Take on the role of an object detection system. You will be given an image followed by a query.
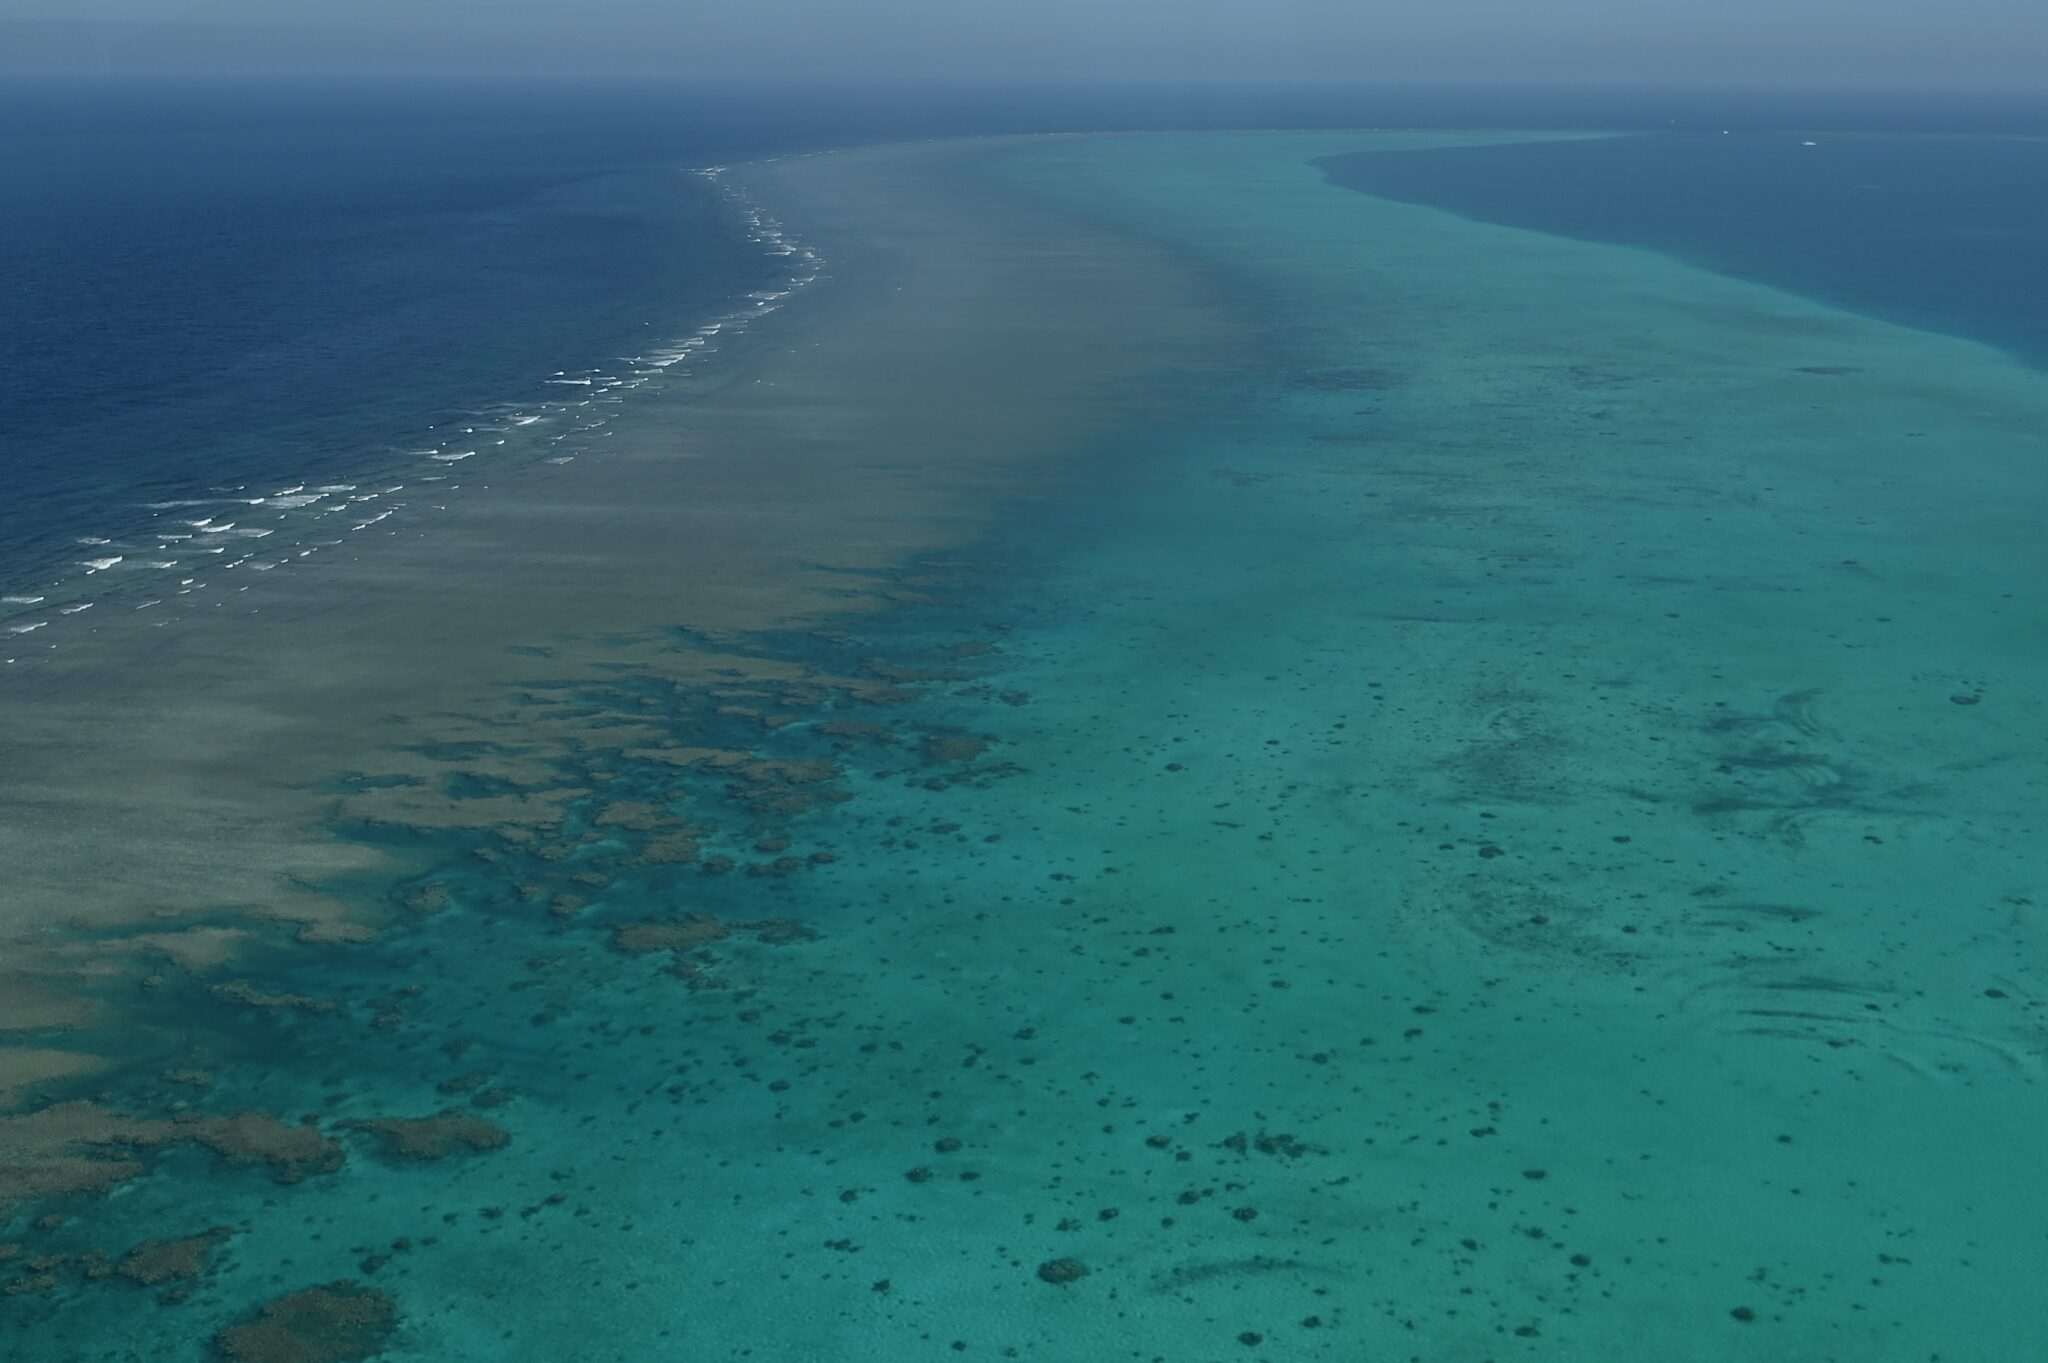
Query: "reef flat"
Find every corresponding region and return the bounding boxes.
[2,132,2044,1362]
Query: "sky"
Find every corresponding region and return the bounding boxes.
[2,0,2045,88]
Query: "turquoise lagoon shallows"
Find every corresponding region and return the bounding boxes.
[5,131,2046,1363]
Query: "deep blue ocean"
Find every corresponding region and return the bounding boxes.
[1319,129,2048,369]
[0,84,794,604]
[4,79,2045,615]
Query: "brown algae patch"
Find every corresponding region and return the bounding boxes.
[0,973,102,1035]
[921,731,990,765]
[611,915,733,956]
[0,1048,109,1111]
[611,914,737,989]
[722,757,848,817]
[213,1280,398,1363]
[859,660,959,684]
[0,1103,149,1210]
[340,1111,510,1161]
[815,719,897,745]
[209,982,344,1016]
[0,1102,343,1213]
[746,917,820,946]
[144,1112,345,1184]
[609,913,819,990]
[117,1226,232,1286]
[110,927,255,973]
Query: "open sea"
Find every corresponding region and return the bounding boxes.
[0,83,802,633]
[6,80,2047,636]
[2,79,2046,1362]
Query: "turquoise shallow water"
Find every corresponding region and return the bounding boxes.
[6,131,2047,1361]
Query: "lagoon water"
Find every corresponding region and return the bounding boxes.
[2,93,2046,1362]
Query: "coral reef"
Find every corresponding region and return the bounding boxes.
[117,1227,231,1286]
[212,1280,397,1363]
[1037,1258,1089,1285]
[0,1102,344,1213]
[341,1111,510,1161]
